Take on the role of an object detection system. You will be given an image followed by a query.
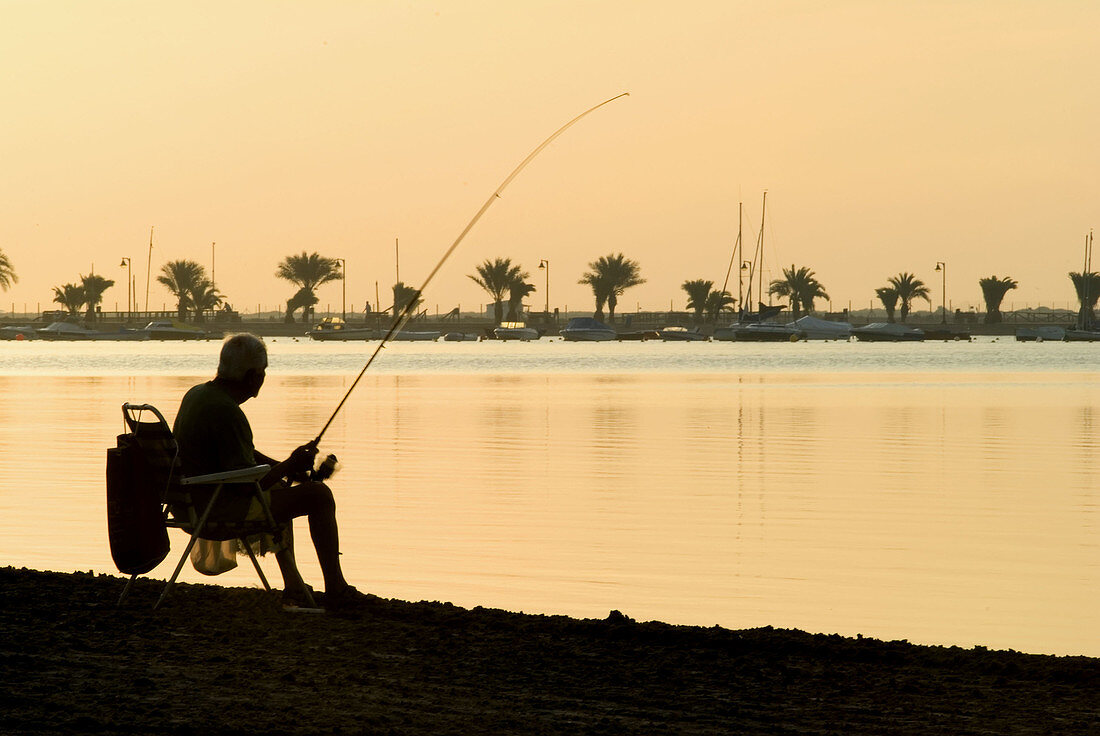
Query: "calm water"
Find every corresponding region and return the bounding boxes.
[1,337,1097,657]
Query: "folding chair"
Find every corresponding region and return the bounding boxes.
[111,403,307,609]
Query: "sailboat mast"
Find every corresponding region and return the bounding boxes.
[144,226,154,314]
[757,191,767,313]
[1079,230,1094,330]
[720,201,742,302]
[737,201,743,313]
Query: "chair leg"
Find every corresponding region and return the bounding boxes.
[117,573,138,606]
[154,531,203,610]
[239,537,273,592]
[155,484,224,610]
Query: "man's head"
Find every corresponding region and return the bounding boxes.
[217,333,267,400]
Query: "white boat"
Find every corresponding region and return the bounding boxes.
[143,320,217,340]
[1015,325,1066,342]
[713,323,804,342]
[493,321,540,341]
[443,332,480,342]
[0,325,39,340]
[308,317,378,341]
[788,316,852,340]
[560,317,616,342]
[657,326,707,341]
[36,321,101,340]
[852,322,924,342]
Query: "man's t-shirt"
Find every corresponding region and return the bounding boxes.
[173,380,257,518]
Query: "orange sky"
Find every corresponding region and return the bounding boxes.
[3,1,1098,317]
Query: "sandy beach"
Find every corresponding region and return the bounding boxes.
[2,566,1097,735]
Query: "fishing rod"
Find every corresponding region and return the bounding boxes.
[311,92,630,446]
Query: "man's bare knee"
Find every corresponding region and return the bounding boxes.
[294,480,336,515]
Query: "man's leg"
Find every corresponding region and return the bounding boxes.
[268,481,349,595]
[271,524,312,601]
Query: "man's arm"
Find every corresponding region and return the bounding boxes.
[257,444,318,489]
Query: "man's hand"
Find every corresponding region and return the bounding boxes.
[286,443,318,476]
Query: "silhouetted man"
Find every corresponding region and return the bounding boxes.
[173,333,368,611]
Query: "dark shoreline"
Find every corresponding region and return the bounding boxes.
[2,567,1097,735]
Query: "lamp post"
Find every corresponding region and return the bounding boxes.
[119,257,132,317]
[935,261,947,324]
[538,259,549,314]
[739,260,751,318]
[336,258,347,321]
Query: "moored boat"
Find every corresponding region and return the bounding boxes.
[36,321,100,340]
[923,328,972,341]
[788,316,852,340]
[731,323,804,342]
[308,317,378,341]
[560,317,616,342]
[852,323,924,342]
[1063,328,1100,342]
[1,325,39,340]
[390,330,441,341]
[143,320,218,340]
[493,321,540,341]
[657,326,707,341]
[443,332,480,342]
[1015,326,1067,342]
[617,330,660,341]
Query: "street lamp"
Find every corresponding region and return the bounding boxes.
[739,260,752,316]
[538,259,549,314]
[119,257,132,317]
[934,261,947,324]
[337,258,346,322]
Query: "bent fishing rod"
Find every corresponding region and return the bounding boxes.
[310,92,630,447]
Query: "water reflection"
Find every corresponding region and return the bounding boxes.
[0,368,1097,657]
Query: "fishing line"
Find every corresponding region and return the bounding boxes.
[311,92,630,446]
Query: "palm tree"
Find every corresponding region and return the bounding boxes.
[978,275,1018,325]
[157,260,206,321]
[189,279,223,324]
[507,280,536,321]
[1069,271,1100,329]
[579,253,644,324]
[768,265,830,319]
[0,249,17,291]
[392,282,423,317]
[80,273,115,324]
[285,286,317,323]
[875,286,899,323]
[705,289,736,323]
[584,274,610,322]
[275,252,343,323]
[682,279,714,324]
[52,283,85,315]
[887,272,931,323]
[468,258,526,324]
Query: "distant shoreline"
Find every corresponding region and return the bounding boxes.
[3,566,1098,734]
[0,316,1061,340]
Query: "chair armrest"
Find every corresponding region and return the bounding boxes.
[181,464,272,486]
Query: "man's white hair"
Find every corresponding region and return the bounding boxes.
[217,333,267,381]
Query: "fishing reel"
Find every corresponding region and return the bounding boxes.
[311,452,340,482]
[287,446,339,484]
